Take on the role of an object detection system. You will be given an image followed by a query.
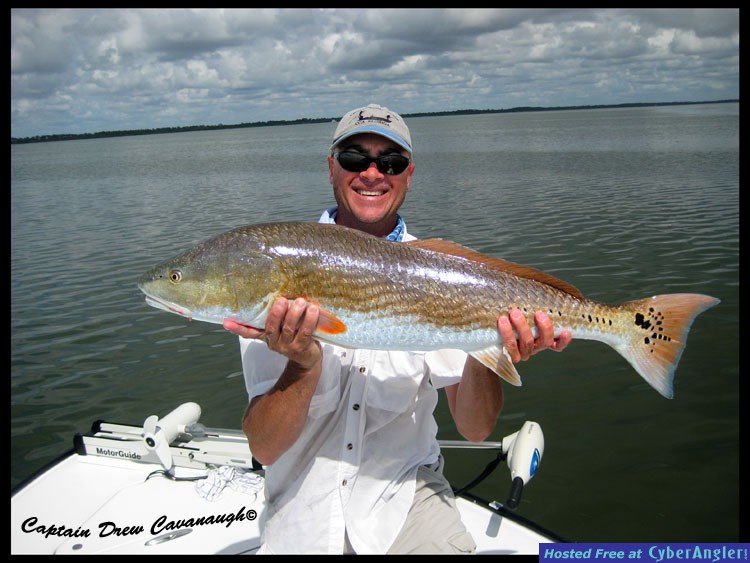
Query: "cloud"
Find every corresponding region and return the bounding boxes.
[10,8,739,138]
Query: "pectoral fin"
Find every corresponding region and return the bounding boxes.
[469,346,522,386]
[315,306,348,335]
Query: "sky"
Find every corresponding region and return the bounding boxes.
[10,8,740,139]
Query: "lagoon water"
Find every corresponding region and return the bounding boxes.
[11,103,739,543]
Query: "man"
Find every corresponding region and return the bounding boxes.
[224,103,571,554]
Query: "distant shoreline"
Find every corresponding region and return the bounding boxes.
[10,99,738,145]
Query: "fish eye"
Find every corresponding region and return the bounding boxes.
[168,270,182,283]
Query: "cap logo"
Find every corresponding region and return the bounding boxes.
[358,110,393,126]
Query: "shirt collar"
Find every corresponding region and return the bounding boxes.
[318,207,407,242]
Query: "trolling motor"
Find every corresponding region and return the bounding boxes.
[142,402,202,471]
[441,420,544,511]
[501,420,544,510]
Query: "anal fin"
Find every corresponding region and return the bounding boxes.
[469,346,522,386]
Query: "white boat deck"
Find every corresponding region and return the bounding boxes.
[11,408,560,555]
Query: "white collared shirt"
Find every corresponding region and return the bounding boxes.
[238,212,468,554]
[240,340,466,554]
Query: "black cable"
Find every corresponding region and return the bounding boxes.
[451,451,504,496]
[145,469,208,482]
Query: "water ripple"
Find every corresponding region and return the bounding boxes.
[11,109,739,542]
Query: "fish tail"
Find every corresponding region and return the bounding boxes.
[613,293,720,398]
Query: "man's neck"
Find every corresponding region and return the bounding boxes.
[334,212,398,239]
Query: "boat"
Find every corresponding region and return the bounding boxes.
[11,402,565,554]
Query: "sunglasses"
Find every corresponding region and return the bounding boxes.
[335,151,411,175]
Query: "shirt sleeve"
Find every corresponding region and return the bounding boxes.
[424,348,468,389]
[239,337,289,399]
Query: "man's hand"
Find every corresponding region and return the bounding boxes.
[224,297,322,370]
[498,309,572,363]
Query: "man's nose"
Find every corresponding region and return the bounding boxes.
[360,162,383,180]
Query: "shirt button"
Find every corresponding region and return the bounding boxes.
[342,479,348,486]
[359,366,366,373]
[352,404,360,411]
[347,443,353,450]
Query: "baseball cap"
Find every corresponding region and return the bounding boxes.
[331,104,412,154]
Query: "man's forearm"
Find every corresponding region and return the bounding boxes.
[452,356,504,442]
[242,358,322,465]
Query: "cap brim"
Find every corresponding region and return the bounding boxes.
[332,125,412,153]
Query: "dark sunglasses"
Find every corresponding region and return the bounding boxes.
[335,151,411,175]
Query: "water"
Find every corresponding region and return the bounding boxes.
[11,104,739,543]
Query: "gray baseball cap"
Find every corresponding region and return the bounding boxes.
[331,103,412,154]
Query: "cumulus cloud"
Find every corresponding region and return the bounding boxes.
[10,8,739,138]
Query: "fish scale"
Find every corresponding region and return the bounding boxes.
[139,222,719,399]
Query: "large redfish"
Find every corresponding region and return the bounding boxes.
[138,222,719,398]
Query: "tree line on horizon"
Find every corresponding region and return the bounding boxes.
[10,99,738,145]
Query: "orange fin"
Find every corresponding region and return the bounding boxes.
[315,306,348,335]
[469,346,522,386]
[408,238,584,299]
[614,293,720,399]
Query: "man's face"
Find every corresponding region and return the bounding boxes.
[328,133,415,237]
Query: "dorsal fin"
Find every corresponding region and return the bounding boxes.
[407,238,585,300]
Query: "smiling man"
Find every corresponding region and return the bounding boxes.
[224,104,571,554]
[324,106,415,237]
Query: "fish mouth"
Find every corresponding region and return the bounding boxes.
[142,293,192,320]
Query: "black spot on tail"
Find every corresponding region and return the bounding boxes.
[635,309,672,353]
[634,313,652,330]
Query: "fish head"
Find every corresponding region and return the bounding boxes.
[138,237,284,327]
